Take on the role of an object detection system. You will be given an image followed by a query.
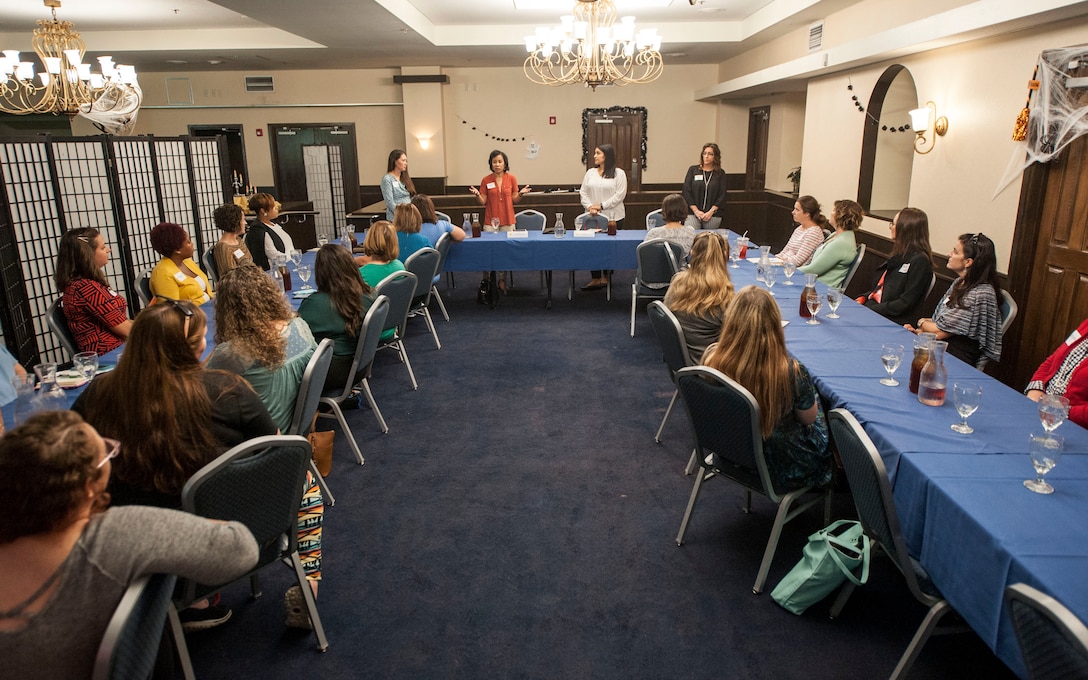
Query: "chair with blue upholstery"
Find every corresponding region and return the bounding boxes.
[404,247,443,349]
[1005,582,1088,680]
[286,339,336,505]
[828,408,969,679]
[646,209,666,229]
[93,573,188,680]
[647,301,695,443]
[631,240,682,336]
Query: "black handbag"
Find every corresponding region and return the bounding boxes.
[477,276,493,305]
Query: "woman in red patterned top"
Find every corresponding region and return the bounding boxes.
[54,228,132,354]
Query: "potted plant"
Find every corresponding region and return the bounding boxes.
[787,166,801,195]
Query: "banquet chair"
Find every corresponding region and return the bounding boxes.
[169,434,328,668]
[404,247,443,349]
[572,212,612,298]
[646,208,665,229]
[135,268,154,308]
[46,298,80,360]
[827,408,969,679]
[435,210,451,224]
[287,339,336,505]
[202,246,219,284]
[839,244,866,294]
[93,573,189,680]
[1005,583,1088,680]
[631,239,683,336]
[372,271,419,390]
[999,289,1018,336]
[432,232,452,321]
[674,366,831,594]
[926,272,937,300]
[647,301,695,443]
[319,296,390,464]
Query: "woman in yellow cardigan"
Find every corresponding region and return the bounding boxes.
[149,222,214,305]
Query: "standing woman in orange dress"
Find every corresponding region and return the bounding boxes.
[469,149,532,229]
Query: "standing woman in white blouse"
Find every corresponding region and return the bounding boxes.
[578,144,628,291]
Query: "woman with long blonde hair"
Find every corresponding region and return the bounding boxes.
[663,231,734,358]
[702,286,831,491]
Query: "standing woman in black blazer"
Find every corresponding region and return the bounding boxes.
[857,207,934,325]
[682,143,728,229]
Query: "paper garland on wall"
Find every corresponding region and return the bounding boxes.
[848,81,912,134]
[455,116,528,144]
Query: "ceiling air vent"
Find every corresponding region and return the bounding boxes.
[808,21,824,53]
[245,75,274,93]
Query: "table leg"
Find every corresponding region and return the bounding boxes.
[489,271,499,309]
[545,271,553,309]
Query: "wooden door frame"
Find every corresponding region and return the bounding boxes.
[745,106,770,192]
[582,106,647,190]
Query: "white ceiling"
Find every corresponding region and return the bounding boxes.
[0,0,853,72]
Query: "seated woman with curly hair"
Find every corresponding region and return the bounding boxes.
[663,231,735,359]
[0,411,258,676]
[148,221,213,304]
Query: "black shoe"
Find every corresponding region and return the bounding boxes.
[178,604,232,632]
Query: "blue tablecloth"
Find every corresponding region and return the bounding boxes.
[727,247,1087,678]
[443,229,646,272]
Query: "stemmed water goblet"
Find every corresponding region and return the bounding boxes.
[826,287,843,318]
[1025,432,1063,494]
[491,217,501,231]
[290,248,303,268]
[1038,394,1070,436]
[317,233,329,248]
[805,292,822,325]
[297,264,313,290]
[782,260,796,285]
[879,343,903,386]
[74,351,99,383]
[951,382,982,433]
[763,265,777,295]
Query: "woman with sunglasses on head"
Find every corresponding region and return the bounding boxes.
[857,207,934,326]
[905,233,1003,368]
[54,228,132,354]
[663,231,735,359]
[682,142,727,229]
[0,410,259,678]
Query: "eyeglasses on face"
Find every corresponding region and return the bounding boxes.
[97,437,121,468]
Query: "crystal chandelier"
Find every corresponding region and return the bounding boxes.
[524,0,663,91]
[0,0,140,117]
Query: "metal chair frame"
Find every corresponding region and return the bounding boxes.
[646,301,695,443]
[372,270,419,390]
[404,247,443,349]
[631,239,682,336]
[287,338,336,505]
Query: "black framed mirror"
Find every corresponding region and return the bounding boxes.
[858,65,918,220]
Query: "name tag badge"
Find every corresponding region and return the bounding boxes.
[898,263,910,273]
[233,248,245,260]
[1066,329,1082,346]
[486,182,496,190]
[694,175,704,182]
[173,271,186,283]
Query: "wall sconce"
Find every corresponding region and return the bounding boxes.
[909,101,948,155]
[417,136,431,150]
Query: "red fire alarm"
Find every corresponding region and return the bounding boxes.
[256,128,264,137]
[549,116,556,125]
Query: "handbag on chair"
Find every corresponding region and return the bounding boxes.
[308,414,334,477]
[770,519,870,615]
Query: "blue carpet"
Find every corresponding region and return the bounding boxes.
[182,270,1016,679]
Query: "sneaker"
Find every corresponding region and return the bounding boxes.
[178,604,232,632]
[284,585,313,630]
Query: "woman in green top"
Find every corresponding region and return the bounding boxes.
[299,244,375,390]
[798,199,862,288]
[356,220,403,341]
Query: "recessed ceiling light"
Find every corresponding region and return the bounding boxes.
[697,6,723,12]
[208,60,223,65]
[165,59,188,64]
[515,0,671,8]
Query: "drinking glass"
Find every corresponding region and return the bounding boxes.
[491,217,501,231]
[9,374,36,426]
[729,240,739,268]
[73,351,99,382]
[763,266,776,295]
[317,233,329,248]
[297,264,313,289]
[826,287,843,319]
[805,292,822,325]
[782,260,796,285]
[880,343,903,386]
[1025,432,1063,494]
[951,381,982,433]
[290,248,303,267]
[1038,394,1070,434]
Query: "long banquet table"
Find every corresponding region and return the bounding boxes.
[724,247,1088,678]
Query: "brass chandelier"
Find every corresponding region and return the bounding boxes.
[524,0,663,91]
[0,0,140,117]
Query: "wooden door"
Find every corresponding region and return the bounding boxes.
[746,106,770,192]
[189,124,248,191]
[583,109,643,192]
[268,123,360,212]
